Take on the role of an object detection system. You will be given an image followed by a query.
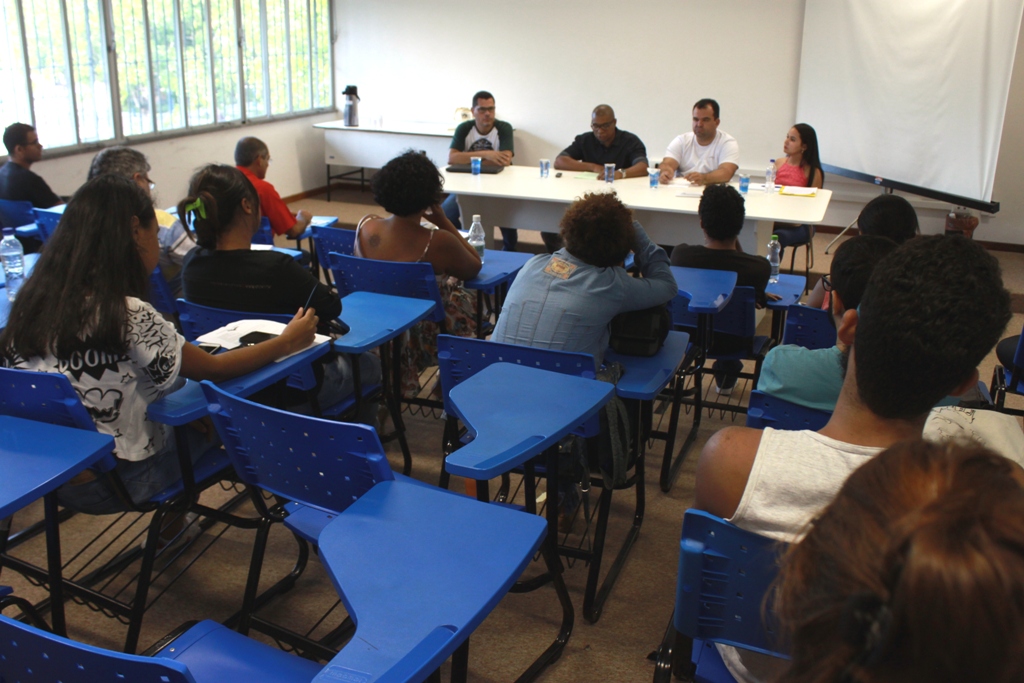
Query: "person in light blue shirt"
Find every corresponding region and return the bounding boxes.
[491,191,677,366]
[757,235,897,411]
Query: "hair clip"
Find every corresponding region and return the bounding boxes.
[184,197,206,220]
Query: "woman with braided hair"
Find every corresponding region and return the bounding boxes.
[775,440,1024,683]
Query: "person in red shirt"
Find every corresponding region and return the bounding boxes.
[234,136,311,238]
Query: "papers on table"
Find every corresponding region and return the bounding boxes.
[251,243,275,250]
[310,215,339,227]
[779,186,818,197]
[573,171,600,180]
[196,319,330,362]
[675,188,705,198]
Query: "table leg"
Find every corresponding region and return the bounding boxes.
[660,313,710,493]
[475,291,485,339]
[43,491,66,636]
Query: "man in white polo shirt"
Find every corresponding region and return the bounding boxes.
[659,98,739,185]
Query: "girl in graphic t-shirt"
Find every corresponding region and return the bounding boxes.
[0,175,317,515]
[773,123,825,255]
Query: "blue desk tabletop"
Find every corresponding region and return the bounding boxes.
[0,416,114,518]
[463,250,533,292]
[332,291,436,354]
[0,253,40,288]
[671,266,737,314]
[147,341,332,426]
[605,330,690,401]
[766,273,806,310]
[445,363,614,480]
[315,478,546,683]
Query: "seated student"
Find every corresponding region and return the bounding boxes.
[0,175,318,514]
[234,136,312,239]
[770,123,824,253]
[775,440,1024,683]
[694,235,1012,683]
[88,146,194,296]
[806,193,919,309]
[670,184,776,395]
[180,164,380,425]
[0,122,61,208]
[355,151,481,397]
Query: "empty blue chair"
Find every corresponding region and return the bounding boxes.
[313,225,356,288]
[0,198,35,229]
[33,206,63,242]
[653,510,789,683]
[201,381,568,682]
[329,252,446,325]
[781,303,836,350]
[745,390,831,431]
[252,216,274,245]
[0,592,323,682]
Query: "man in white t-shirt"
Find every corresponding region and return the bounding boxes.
[692,235,1012,682]
[659,98,739,185]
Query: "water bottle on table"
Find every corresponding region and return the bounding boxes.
[767,234,781,284]
[1,228,25,302]
[764,159,777,193]
[468,214,486,263]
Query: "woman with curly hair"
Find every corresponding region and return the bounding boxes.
[355,150,481,397]
[775,440,1024,683]
[0,174,317,513]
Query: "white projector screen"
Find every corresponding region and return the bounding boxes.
[796,0,1024,206]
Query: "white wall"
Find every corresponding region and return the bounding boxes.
[333,0,1024,245]
[29,113,337,209]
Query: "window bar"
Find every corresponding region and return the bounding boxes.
[58,0,83,145]
[15,0,35,127]
[259,0,269,115]
[173,0,189,127]
[233,0,246,121]
[205,0,217,123]
[305,0,312,107]
[142,0,158,134]
[284,0,292,112]
[101,0,125,141]
[328,0,336,110]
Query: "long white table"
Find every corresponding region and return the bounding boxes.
[441,166,833,254]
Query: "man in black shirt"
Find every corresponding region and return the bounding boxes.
[554,105,649,180]
[0,123,61,209]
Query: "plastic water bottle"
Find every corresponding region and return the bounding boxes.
[767,234,781,284]
[1,228,24,302]
[468,214,485,263]
[764,159,777,193]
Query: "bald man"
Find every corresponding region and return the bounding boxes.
[554,105,649,180]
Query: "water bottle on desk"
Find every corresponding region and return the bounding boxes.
[764,159,777,193]
[1,227,24,301]
[468,214,486,263]
[767,234,781,284]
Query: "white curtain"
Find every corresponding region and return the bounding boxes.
[797,0,1024,203]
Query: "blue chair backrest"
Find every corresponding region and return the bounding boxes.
[0,614,196,683]
[32,207,62,242]
[148,267,179,318]
[252,216,274,245]
[329,252,446,323]
[436,334,597,418]
[671,286,758,339]
[745,390,832,431]
[176,299,294,342]
[200,381,394,515]
[674,509,789,658]
[0,198,35,229]
[781,304,836,350]
[312,224,356,257]
[1011,328,1024,372]
[0,366,98,431]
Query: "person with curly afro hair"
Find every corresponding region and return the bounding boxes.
[354,150,481,397]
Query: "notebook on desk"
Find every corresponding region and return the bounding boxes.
[445,164,505,174]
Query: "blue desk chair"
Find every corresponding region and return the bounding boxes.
[33,206,63,242]
[437,334,651,624]
[991,327,1024,416]
[653,510,789,683]
[781,303,836,350]
[201,381,567,682]
[0,589,324,683]
[252,216,274,245]
[312,225,356,289]
[745,390,832,430]
[0,366,232,653]
[149,266,180,324]
[0,198,34,229]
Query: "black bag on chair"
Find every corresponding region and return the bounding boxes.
[609,304,671,357]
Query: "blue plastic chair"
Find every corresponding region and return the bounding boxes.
[251,216,274,245]
[745,390,832,431]
[200,381,567,682]
[653,510,789,683]
[149,266,180,322]
[0,605,323,683]
[0,366,231,653]
[312,225,355,289]
[32,206,63,242]
[0,198,35,229]
[990,327,1024,416]
[781,303,836,350]
[328,252,446,325]
[671,286,771,363]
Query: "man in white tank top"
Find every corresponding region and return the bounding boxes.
[692,235,1012,683]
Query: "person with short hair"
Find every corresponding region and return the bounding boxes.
[670,184,773,394]
[554,104,648,180]
[0,122,61,208]
[442,91,525,250]
[693,234,1012,683]
[775,440,1024,683]
[88,146,193,295]
[234,136,312,239]
[658,99,739,186]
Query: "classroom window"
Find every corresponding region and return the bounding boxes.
[0,0,333,152]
